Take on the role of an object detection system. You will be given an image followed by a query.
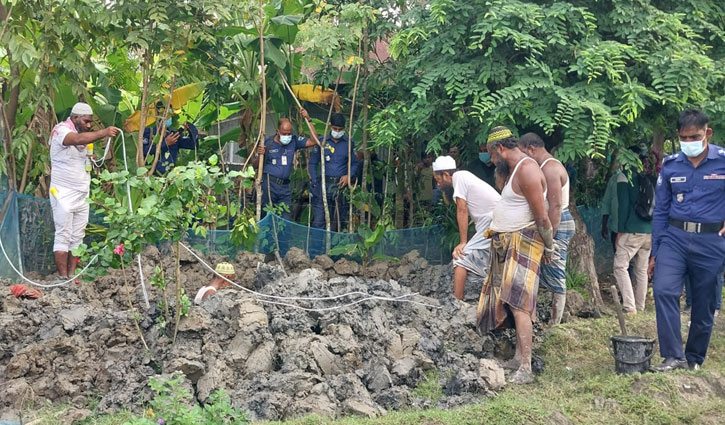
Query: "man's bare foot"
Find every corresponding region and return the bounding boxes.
[508,367,535,384]
[501,357,521,370]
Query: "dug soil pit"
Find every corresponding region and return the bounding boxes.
[0,247,591,420]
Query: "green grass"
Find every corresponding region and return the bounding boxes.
[411,370,445,405]
[20,310,725,425]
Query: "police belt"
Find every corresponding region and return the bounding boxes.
[324,176,342,184]
[262,174,290,185]
[669,218,722,234]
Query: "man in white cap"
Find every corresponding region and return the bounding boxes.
[49,102,119,277]
[432,155,501,300]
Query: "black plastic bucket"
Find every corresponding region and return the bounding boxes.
[609,335,655,374]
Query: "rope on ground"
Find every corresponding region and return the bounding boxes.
[0,227,99,288]
[179,242,442,310]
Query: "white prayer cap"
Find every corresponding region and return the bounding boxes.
[432,155,457,171]
[71,102,93,116]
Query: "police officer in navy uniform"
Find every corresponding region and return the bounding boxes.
[649,109,725,372]
[142,115,199,175]
[308,113,359,232]
[254,110,318,220]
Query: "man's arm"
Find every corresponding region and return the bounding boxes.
[518,163,554,249]
[616,177,631,234]
[600,174,615,239]
[301,109,321,147]
[543,167,563,233]
[651,171,671,259]
[649,171,671,278]
[453,197,469,260]
[176,122,199,150]
[309,145,321,181]
[63,127,119,146]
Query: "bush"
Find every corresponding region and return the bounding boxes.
[124,373,248,425]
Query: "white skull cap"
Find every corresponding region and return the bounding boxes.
[432,155,457,171]
[71,102,94,116]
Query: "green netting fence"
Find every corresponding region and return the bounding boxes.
[0,190,613,280]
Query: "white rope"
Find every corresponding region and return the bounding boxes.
[259,294,442,312]
[179,242,442,310]
[119,131,150,309]
[0,218,100,288]
[89,136,113,168]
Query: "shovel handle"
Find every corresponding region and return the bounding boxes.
[610,285,628,336]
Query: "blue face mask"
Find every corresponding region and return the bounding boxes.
[479,152,491,163]
[279,135,293,145]
[680,137,706,158]
[166,118,173,128]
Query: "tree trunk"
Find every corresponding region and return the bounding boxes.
[359,88,370,225]
[568,188,605,315]
[652,127,665,156]
[136,52,151,167]
[394,152,405,228]
[255,0,267,222]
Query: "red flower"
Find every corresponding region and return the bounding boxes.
[113,244,125,255]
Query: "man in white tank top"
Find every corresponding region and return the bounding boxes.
[519,133,576,325]
[477,126,554,385]
[432,156,501,300]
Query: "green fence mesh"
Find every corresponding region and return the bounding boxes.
[0,190,613,280]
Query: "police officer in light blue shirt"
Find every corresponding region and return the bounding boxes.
[308,113,359,232]
[254,110,318,220]
[649,109,725,372]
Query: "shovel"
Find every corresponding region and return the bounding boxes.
[610,285,628,335]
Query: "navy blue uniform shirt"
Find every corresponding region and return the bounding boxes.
[142,123,199,175]
[263,135,308,180]
[652,144,725,256]
[308,134,359,180]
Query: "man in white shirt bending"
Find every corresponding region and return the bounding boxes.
[432,155,501,300]
[49,102,119,277]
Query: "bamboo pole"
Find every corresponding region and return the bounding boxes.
[255,0,268,222]
[346,39,363,233]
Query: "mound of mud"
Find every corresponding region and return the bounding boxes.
[0,247,589,420]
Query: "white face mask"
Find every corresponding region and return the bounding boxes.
[679,136,706,157]
[279,135,293,145]
[331,129,345,139]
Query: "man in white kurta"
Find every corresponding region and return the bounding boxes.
[49,102,119,277]
[432,155,501,300]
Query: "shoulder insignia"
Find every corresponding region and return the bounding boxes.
[718,148,725,157]
[663,152,679,163]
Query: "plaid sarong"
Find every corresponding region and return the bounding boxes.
[538,209,575,294]
[476,226,545,333]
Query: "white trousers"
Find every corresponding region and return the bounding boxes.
[50,185,89,252]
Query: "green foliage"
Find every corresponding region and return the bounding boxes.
[385,0,725,174]
[73,160,255,280]
[412,370,445,405]
[565,259,591,296]
[178,288,192,318]
[150,266,167,291]
[328,223,396,267]
[122,373,248,425]
[297,2,377,76]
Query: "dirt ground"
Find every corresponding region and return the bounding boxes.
[0,246,595,422]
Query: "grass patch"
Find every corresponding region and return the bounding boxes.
[412,370,444,405]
